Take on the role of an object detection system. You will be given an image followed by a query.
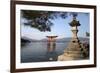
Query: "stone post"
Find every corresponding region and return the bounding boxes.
[58,16,83,61]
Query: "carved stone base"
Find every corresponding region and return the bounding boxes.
[58,38,83,61]
[58,50,83,61]
[65,38,81,51]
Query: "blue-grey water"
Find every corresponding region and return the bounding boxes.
[21,42,68,63]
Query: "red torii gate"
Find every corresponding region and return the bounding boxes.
[46,36,58,52]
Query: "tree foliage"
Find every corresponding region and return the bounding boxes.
[21,10,78,32]
[86,32,90,37]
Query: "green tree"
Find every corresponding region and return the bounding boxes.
[21,10,68,31]
[21,10,78,32]
[86,32,90,37]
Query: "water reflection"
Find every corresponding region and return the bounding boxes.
[46,38,57,61]
[21,42,67,63]
[46,51,58,61]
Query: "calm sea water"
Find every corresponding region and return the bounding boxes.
[21,42,68,63]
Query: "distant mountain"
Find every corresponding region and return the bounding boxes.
[56,37,88,42]
[21,37,89,42]
[56,37,71,42]
[40,37,89,42]
[21,37,38,42]
[79,37,89,41]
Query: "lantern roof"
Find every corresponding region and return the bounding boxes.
[69,17,81,27]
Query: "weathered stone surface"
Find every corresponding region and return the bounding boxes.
[58,53,74,61]
[58,50,83,61]
[58,16,84,61]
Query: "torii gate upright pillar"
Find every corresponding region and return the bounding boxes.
[46,36,58,52]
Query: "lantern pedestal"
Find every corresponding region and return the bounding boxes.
[58,16,83,61]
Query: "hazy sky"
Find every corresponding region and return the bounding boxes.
[21,11,89,40]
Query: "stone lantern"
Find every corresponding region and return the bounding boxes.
[67,15,81,51]
[58,15,83,61]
